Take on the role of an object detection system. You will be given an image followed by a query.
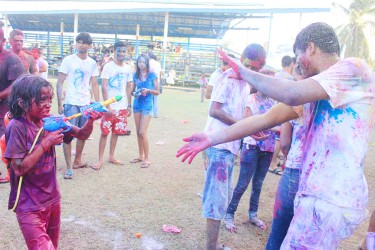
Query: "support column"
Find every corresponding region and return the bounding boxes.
[135,24,140,58]
[162,12,169,72]
[266,13,273,59]
[73,13,78,44]
[60,18,64,57]
[4,14,8,40]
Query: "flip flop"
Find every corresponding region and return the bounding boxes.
[141,162,150,168]
[130,158,142,163]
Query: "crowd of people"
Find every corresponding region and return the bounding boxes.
[0,21,375,250]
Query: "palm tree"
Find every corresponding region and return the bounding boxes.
[333,0,375,64]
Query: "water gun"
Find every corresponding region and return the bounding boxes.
[42,95,123,132]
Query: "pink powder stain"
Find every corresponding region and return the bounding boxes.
[273,195,281,218]
[217,165,227,182]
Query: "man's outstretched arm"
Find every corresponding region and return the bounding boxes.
[177,102,299,164]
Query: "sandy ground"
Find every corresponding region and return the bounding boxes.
[0,87,374,250]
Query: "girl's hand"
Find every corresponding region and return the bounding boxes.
[43,129,64,147]
[87,110,103,121]
[140,88,148,96]
[176,132,211,164]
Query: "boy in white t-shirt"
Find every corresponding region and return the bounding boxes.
[90,41,133,170]
[57,32,100,179]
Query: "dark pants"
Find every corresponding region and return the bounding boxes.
[266,168,300,250]
[226,144,272,218]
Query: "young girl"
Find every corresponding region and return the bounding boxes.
[5,75,102,249]
[130,54,159,168]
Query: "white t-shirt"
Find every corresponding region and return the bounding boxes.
[284,119,305,169]
[100,61,133,110]
[243,94,277,152]
[297,58,375,210]
[204,68,250,155]
[37,58,48,80]
[59,54,99,106]
[149,59,161,80]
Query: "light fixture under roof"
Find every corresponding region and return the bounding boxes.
[27,20,40,23]
[97,22,110,25]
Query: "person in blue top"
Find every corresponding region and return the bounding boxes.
[130,54,159,168]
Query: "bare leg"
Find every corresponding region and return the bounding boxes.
[269,140,281,171]
[109,134,122,164]
[63,142,72,170]
[91,134,107,170]
[206,219,220,250]
[134,113,144,161]
[73,139,86,168]
[361,209,375,249]
[138,115,152,164]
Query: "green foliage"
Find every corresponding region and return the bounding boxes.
[333,0,375,65]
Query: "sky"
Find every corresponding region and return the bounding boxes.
[216,0,352,68]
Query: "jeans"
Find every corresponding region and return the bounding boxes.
[203,147,235,220]
[266,168,299,250]
[226,144,272,218]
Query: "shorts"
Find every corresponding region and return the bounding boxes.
[202,147,235,220]
[63,104,88,128]
[133,109,153,116]
[281,196,367,250]
[16,201,61,250]
[100,109,129,135]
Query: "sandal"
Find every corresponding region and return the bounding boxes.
[141,162,150,168]
[249,216,267,230]
[130,158,142,164]
[63,169,73,179]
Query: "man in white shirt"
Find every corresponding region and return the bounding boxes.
[57,32,100,179]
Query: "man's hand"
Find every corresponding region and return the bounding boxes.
[250,131,270,141]
[176,132,211,164]
[217,48,241,76]
[127,107,132,117]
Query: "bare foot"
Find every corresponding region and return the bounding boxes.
[108,159,123,165]
[224,219,237,233]
[90,161,103,170]
[72,162,88,169]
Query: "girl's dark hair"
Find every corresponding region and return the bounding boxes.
[293,22,340,56]
[135,54,150,81]
[8,75,52,118]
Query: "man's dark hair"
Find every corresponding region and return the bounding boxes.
[281,55,294,67]
[146,51,158,61]
[9,29,24,39]
[222,54,235,66]
[75,32,93,45]
[242,43,266,65]
[8,75,52,118]
[293,22,340,56]
[114,40,127,50]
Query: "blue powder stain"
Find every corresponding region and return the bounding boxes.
[313,100,357,126]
